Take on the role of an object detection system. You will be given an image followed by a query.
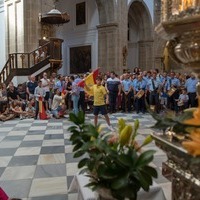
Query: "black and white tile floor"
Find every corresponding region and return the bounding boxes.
[0,113,171,200]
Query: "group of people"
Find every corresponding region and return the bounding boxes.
[0,68,198,122]
[105,69,198,114]
[0,71,91,121]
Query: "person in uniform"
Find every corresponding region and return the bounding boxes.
[185,73,198,107]
[134,74,146,114]
[121,73,132,112]
[166,72,181,113]
[160,71,169,111]
[143,71,152,106]
[147,71,162,113]
[106,71,121,113]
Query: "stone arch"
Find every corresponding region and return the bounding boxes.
[127,0,154,70]
[95,0,116,24]
[128,0,153,29]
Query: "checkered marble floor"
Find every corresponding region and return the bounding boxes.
[0,113,171,200]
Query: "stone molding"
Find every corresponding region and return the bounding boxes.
[138,40,154,43]
[96,23,118,29]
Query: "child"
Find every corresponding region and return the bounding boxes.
[25,101,35,118]
[0,105,16,121]
[10,101,26,119]
[178,88,189,112]
[160,88,168,111]
[51,88,67,119]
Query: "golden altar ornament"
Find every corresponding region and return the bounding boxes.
[157,0,200,126]
[179,0,194,12]
[154,1,200,199]
[182,128,200,156]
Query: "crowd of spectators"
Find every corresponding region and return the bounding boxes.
[0,68,198,121]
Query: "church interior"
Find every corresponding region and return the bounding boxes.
[0,0,200,199]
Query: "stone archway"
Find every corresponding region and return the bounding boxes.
[127,0,153,71]
[95,0,116,24]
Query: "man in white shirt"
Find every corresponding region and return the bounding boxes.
[41,72,50,112]
[51,88,67,118]
[36,46,45,63]
[34,80,46,119]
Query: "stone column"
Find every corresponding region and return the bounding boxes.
[138,40,154,70]
[96,0,128,74]
[24,0,54,52]
[154,0,166,71]
[117,0,128,71]
[97,23,118,73]
[23,0,41,52]
[154,56,164,71]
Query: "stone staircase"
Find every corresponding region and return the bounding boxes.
[0,38,63,85]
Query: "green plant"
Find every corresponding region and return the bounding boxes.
[68,112,157,200]
[150,107,200,133]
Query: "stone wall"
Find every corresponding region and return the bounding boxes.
[4,0,24,54]
[0,2,6,69]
